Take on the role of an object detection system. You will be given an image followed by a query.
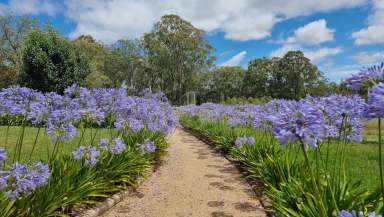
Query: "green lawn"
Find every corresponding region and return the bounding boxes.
[316,141,380,191]
[0,126,114,163]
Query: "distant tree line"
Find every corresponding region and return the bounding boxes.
[0,13,347,104]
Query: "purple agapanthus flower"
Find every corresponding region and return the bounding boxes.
[235,136,255,148]
[270,101,327,148]
[109,138,126,155]
[0,148,6,167]
[365,83,384,118]
[98,138,109,150]
[345,63,384,91]
[338,210,381,217]
[138,139,156,154]
[304,94,365,142]
[73,146,100,166]
[46,109,77,142]
[0,162,49,199]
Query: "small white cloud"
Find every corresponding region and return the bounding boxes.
[354,51,384,63]
[352,25,384,45]
[270,44,302,58]
[220,51,247,66]
[352,0,384,45]
[270,19,341,62]
[286,19,335,45]
[305,47,342,62]
[270,45,341,62]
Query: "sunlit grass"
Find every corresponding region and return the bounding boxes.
[0,126,115,163]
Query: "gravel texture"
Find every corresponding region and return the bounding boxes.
[101,128,266,217]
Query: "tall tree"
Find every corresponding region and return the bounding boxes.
[0,14,38,88]
[197,66,245,103]
[104,39,144,89]
[142,14,215,104]
[21,28,91,93]
[269,51,319,99]
[72,35,112,88]
[242,58,271,97]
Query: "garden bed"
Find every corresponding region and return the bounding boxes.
[177,98,383,217]
[0,86,178,217]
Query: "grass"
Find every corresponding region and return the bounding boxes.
[316,141,380,191]
[0,126,115,164]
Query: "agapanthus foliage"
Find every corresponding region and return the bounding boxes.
[0,162,49,199]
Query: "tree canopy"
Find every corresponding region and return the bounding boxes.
[21,29,90,93]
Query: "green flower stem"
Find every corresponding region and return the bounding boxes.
[378,117,384,199]
[77,128,86,147]
[29,126,41,161]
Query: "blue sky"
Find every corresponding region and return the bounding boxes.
[0,0,383,82]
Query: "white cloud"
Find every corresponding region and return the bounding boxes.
[285,19,335,45]
[270,19,341,62]
[220,51,247,66]
[352,0,384,45]
[352,25,384,45]
[354,51,384,63]
[60,0,367,43]
[270,44,302,58]
[6,0,59,16]
[271,45,341,62]
[305,47,342,61]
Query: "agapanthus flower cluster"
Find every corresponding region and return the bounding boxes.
[0,86,47,124]
[113,92,178,135]
[235,136,255,148]
[0,86,178,144]
[98,138,109,150]
[109,138,126,155]
[0,162,49,199]
[270,101,327,148]
[178,93,368,147]
[338,210,382,217]
[176,103,256,127]
[46,109,77,142]
[365,83,384,118]
[73,146,100,166]
[304,94,365,142]
[138,139,156,154]
[345,63,384,91]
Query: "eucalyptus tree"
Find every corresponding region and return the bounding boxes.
[142,14,215,104]
[0,14,38,87]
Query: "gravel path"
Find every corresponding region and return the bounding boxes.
[101,128,266,217]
